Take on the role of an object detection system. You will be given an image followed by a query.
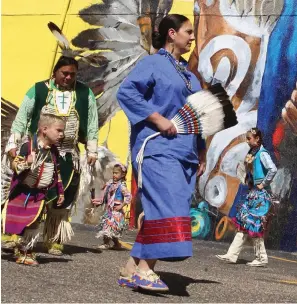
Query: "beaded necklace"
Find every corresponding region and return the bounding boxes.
[158,48,192,90]
[45,79,76,115]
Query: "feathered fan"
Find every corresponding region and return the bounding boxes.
[136,83,238,187]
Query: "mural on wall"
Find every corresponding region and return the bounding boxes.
[188,0,297,252]
[2,0,296,251]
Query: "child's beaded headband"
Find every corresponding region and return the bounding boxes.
[249,128,257,135]
[115,163,127,173]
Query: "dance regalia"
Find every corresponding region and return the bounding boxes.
[232,146,277,237]
[96,180,132,239]
[6,79,98,244]
[117,50,206,261]
[2,135,63,247]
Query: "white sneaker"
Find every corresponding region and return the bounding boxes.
[215,254,236,263]
[246,259,268,267]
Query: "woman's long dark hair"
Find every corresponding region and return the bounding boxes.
[152,14,189,49]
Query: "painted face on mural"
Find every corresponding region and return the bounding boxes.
[54,64,78,90]
[189,0,285,214]
[169,20,195,54]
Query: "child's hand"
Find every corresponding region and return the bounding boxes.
[27,154,34,165]
[114,204,124,211]
[57,195,65,206]
[92,198,103,206]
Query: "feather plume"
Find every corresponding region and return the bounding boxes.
[48,22,70,50]
[77,145,118,224]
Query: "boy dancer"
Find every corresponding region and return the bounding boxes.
[2,113,65,266]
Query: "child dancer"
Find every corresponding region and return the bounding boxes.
[216,128,277,267]
[93,163,132,250]
[2,114,65,266]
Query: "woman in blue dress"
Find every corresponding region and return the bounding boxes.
[116,14,206,291]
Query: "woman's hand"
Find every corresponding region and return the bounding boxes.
[197,161,206,177]
[197,149,206,177]
[147,112,177,136]
[156,117,177,136]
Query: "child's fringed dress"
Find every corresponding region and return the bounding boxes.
[96,180,132,239]
[232,146,276,238]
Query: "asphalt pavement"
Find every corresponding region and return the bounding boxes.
[2,224,297,303]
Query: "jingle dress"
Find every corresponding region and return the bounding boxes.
[232,146,277,237]
[117,49,206,260]
[96,180,132,239]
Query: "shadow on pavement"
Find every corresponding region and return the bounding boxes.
[133,271,220,297]
[33,243,102,255]
[160,271,220,296]
[1,253,72,264]
[2,243,102,257]
[236,258,251,264]
[62,244,102,255]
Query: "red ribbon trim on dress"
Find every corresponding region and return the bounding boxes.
[136,216,192,244]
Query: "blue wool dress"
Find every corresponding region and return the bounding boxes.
[117,50,205,260]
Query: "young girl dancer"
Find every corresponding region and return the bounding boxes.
[93,163,132,250]
[216,128,277,267]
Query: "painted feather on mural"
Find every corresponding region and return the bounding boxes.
[71,0,173,127]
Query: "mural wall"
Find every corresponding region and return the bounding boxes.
[189,0,297,252]
[2,0,296,251]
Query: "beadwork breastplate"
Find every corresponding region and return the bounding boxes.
[23,162,55,189]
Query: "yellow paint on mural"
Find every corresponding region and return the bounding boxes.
[2,0,195,189]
